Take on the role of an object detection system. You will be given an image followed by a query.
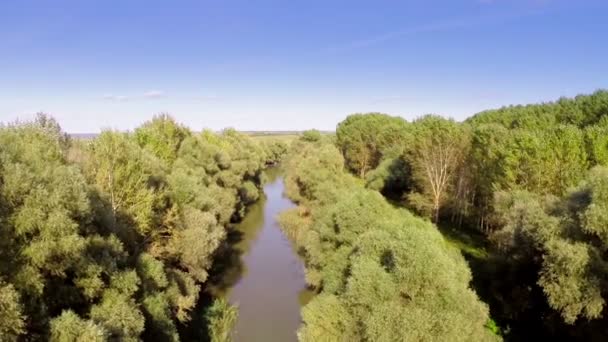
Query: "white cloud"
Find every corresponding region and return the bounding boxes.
[102,90,166,102]
[193,94,220,101]
[102,94,130,102]
[142,90,165,99]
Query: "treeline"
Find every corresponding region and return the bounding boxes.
[278,135,499,341]
[0,114,287,341]
[330,90,608,339]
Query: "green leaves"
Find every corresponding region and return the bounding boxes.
[90,289,145,341]
[491,167,608,325]
[336,113,409,178]
[280,139,495,341]
[50,311,107,342]
[205,298,238,342]
[539,240,604,324]
[0,282,25,341]
[134,114,191,166]
[0,115,269,340]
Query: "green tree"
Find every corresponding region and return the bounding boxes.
[491,167,608,326]
[406,115,470,222]
[300,129,322,142]
[336,113,409,177]
[50,311,107,342]
[84,131,158,235]
[280,140,497,341]
[0,282,25,341]
[134,114,191,166]
[205,298,238,342]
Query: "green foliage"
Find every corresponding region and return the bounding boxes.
[335,92,608,338]
[239,180,260,205]
[0,282,25,341]
[298,294,357,341]
[300,129,322,142]
[90,290,145,341]
[142,293,179,342]
[259,139,289,164]
[283,139,355,205]
[137,253,169,290]
[405,115,470,222]
[134,113,191,165]
[467,90,608,128]
[336,113,409,177]
[584,118,608,166]
[491,167,608,325]
[0,115,269,340]
[84,130,158,236]
[280,140,496,341]
[204,298,238,342]
[50,311,107,342]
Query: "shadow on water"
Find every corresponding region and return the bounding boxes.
[206,167,285,295]
[179,167,296,341]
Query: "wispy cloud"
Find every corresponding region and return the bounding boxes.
[102,94,130,102]
[102,90,166,102]
[318,10,543,56]
[142,90,165,99]
[193,94,221,102]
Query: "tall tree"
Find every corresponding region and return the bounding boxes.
[406,115,470,222]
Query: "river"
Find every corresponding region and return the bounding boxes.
[219,168,311,341]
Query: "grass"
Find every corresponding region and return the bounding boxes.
[437,222,489,260]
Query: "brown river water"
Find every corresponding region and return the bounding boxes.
[221,168,312,341]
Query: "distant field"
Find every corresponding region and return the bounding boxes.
[248,134,299,142]
[69,131,334,141]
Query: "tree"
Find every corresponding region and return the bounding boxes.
[50,310,107,342]
[0,282,25,341]
[0,114,270,340]
[280,140,497,341]
[406,115,470,222]
[205,298,238,342]
[300,129,322,142]
[336,113,409,178]
[491,167,608,326]
[134,114,191,166]
[584,118,608,166]
[90,290,145,341]
[84,130,158,236]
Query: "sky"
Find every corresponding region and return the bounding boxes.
[0,0,607,132]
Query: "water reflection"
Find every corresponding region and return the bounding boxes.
[211,167,312,342]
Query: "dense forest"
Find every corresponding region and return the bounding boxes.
[2,90,608,341]
[0,114,287,341]
[278,90,608,341]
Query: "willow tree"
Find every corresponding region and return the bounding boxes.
[134,114,191,166]
[336,113,409,178]
[0,282,25,341]
[491,166,608,326]
[280,140,497,341]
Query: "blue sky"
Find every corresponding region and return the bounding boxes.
[1,0,606,132]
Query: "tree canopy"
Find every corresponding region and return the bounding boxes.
[279,140,497,341]
[0,115,282,341]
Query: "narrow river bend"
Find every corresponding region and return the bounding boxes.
[220,168,311,341]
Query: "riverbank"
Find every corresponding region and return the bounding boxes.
[207,167,311,341]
